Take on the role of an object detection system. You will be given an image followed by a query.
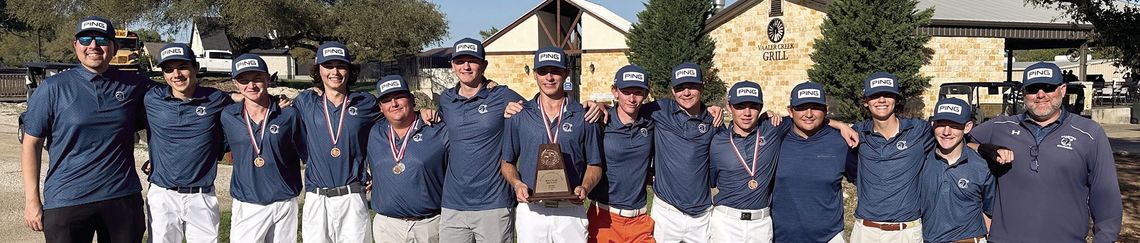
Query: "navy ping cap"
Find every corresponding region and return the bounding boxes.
[451,38,485,60]
[232,54,269,79]
[932,98,972,124]
[157,43,195,67]
[75,16,115,39]
[790,81,827,106]
[316,41,351,64]
[863,72,901,97]
[728,81,763,105]
[671,62,703,87]
[614,65,649,90]
[1023,62,1063,86]
[376,75,411,99]
[533,46,567,70]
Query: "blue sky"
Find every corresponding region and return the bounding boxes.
[427,0,737,49]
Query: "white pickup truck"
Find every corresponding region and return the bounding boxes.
[196,50,233,74]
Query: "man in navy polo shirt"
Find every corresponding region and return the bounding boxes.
[586,64,657,243]
[368,75,449,242]
[850,72,932,242]
[21,16,151,242]
[220,54,304,242]
[707,81,791,243]
[500,46,603,243]
[143,43,232,243]
[437,37,523,243]
[771,81,857,243]
[295,41,378,243]
[970,62,1122,243]
[919,98,994,243]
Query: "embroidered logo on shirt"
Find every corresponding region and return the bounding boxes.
[114,91,126,101]
[477,104,488,114]
[957,178,969,189]
[640,127,648,137]
[195,106,207,116]
[698,123,708,133]
[348,106,358,116]
[896,140,908,150]
[1058,135,1075,150]
[562,123,573,132]
[269,124,280,134]
[757,136,766,146]
[1011,130,1020,135]
[413,133,423,142]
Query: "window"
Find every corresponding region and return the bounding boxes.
[771,0,783,17]
[209,52,232,59]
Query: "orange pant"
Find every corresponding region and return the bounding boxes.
[587,203,656,243]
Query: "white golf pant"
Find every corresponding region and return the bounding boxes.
[145,184,220,243]
[514,201,587,243]
[709,205,772,243]
[302,192,373,243]
[230,197,299,243]
[650,195,711,243]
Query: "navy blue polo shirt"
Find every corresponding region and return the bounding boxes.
[294,90,380,190]
[501,97,603,190]
[220,100,304,204]
[642,99,716,216]
[853,117,933,222]
[588,106,654,210]
[919,147,994,243]
[971,112,1122,243]
[369,117,449,218]
[772,126,857,243]
[24,67,153,209]
[437,83,524,210]
[709,118,790,210]
[144,86,232,189]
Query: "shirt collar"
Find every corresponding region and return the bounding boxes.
[932,146,981,168]
[728,124,757,138]
[73,66,101,82]
[230,96,281,116]
[448,79,493,102]
[857,116,917,134]
[607,106,648,128]
[526,94,584,119]
[669,100,710,121]
[1019,110,1069,128]
[162,86,211,102]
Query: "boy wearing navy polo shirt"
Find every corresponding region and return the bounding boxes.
[22,16,151,242]
[500,46,603,243]
[771,81,857,243]
[296,41,378,243]
[586,64,657,243]
[919,98,994,243]
[437,38,523,243]
[970,62,1121,243]
[220,54,304,242]
[369,75,449,243]
[143,43,232,243]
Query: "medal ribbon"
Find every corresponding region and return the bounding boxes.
[323,95,349,146]
[388,119,420,163]
[728,126,761,178]
[537,98,567,143]
[243,104,271,156]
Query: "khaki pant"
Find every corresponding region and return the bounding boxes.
[849,219,922,243]
[373,214,440,243]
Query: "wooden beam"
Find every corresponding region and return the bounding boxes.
[537,16,558,47]
[561,12,583,50]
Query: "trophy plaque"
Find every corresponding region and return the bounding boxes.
[530,144,577,200]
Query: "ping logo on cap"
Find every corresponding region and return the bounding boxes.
[622,72,645,82]
[455,43,479,53]
[81,20,107,31]
[378,79,403,93]
[538,52,562,62]
[322,47,346,57]
[674,68,698,79]
[869,78,894,88]
[160,47,185,60]
[1026,68,1054,80]
[937,104,962,115]
[736,87,759,97]
[236,59,260,70]
[798,89,821,99]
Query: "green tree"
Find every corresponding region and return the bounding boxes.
[1025,0,1140,71]
[807,0,934,121]
[2,0,448,63]
[479,26,500,40]
[625,0,725,104]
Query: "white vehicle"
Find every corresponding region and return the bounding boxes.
[196,50,233,74]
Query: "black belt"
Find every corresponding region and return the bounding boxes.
[312,182,365,197]
[395,213,439,221]
[166,186,213,194]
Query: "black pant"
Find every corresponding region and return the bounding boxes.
[43,193,146,243]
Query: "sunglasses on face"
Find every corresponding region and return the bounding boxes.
[1024,84,1060,94]
[77,36,111,47]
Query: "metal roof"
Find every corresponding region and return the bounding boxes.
[917,0,1077,26]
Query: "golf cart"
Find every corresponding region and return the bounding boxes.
[17,62,77,143]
